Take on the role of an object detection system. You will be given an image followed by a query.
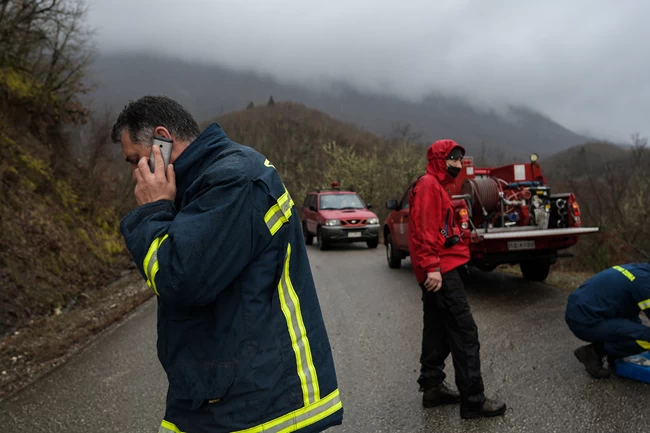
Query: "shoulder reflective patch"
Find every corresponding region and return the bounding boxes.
[278,243,320,406]
[613,265,635,282]
[232,389,342,433]
[143,234,169,296]
[264,187,294,235]
[264,159,275,168]
[638,299,650,311]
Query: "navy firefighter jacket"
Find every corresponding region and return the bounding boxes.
[566,262,650,326]
[120,123,343,433]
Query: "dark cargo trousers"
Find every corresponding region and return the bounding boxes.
[418,268,486,405]
[566,316,650,358]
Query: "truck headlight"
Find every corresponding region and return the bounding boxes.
[367,217,379,225]
[325,219,340,226]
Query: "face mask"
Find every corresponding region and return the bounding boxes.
[447,165,461,178]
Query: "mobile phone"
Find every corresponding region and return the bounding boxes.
[149,136,174,173]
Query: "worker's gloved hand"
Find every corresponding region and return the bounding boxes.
[424,271,443,292]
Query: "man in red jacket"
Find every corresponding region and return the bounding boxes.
[408,139,506,419]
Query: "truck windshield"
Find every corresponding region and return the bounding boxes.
[320,194,365,210]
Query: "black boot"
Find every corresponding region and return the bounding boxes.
[574,344,610,379]
[422,383,461,408]
[460,398,507,419]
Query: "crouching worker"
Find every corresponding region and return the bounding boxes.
[565,262,650,378]
[113,96,343,433]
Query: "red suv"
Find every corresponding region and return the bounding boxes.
[302,184,380,250]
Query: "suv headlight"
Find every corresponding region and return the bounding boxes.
[324,219,340,226]
[367,217,379,225]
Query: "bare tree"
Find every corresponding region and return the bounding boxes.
[0,1,93,122]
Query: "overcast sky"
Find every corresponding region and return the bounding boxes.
[87,0,648,142]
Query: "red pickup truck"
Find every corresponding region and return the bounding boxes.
[383,154,599,281]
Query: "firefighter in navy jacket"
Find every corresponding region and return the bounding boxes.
[112,96,343,433]
[566,262,650,379]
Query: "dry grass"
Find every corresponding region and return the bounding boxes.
[499,264,593,291]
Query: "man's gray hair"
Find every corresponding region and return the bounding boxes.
[111,95,201,146]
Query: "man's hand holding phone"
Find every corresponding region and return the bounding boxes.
[133,144,176,206]
[424,271,443,292]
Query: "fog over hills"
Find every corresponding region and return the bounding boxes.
[87,53,592,158]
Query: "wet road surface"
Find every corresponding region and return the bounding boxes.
[1,244,648,432]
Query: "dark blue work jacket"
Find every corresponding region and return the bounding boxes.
[120,123,343,433]
[566,262,650,326]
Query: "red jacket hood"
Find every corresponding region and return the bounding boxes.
[426,139,465,184]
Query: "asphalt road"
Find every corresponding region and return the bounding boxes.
[1,244,649,432]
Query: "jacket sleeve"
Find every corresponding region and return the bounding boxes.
[410,180,443,273]
[120,164,254,307]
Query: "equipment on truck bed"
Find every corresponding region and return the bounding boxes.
[383,153,599,281]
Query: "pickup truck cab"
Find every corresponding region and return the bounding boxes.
[302,183,380,250]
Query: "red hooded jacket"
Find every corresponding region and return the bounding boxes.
[408,139,471,283]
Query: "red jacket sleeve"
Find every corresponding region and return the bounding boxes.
[410,179,443,272]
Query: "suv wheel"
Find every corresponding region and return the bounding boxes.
[317,227,329,251]
[520,259,551,282]
[385,233,401,268]
[367,238,379,249]
[303,222,313,245]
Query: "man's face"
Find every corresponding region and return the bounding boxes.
[121,129,151,174]
[446,158,462,169]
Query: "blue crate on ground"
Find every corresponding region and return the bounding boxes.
[615,351,650,383]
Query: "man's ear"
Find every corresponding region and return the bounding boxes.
[153,126,172,140]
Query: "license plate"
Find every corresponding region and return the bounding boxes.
[348,232,362,238]
[508,240,535,251]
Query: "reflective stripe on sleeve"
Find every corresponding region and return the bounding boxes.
[279,243,320,406]
[265,188,294,235]
[232,388,342,433]
[638,298,650,311]
[143,234,169,295]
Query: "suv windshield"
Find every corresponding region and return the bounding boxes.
[320,194,365,210]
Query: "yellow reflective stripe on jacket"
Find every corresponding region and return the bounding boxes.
[613,265,635,282]
[158,389,342,433]
[143,234,169,295]
[159,420,183,433]
[265,188,294,235]
[636,340,650,350]
[232,388,342,433]
[279,243,320,405]
[638,299,650,311]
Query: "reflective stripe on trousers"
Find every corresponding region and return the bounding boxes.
[637,340,650,350]
[158,389,343,433]
[143,234,169,295]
